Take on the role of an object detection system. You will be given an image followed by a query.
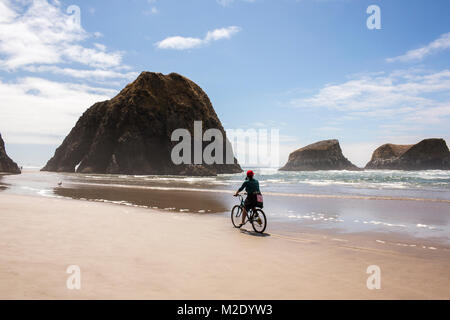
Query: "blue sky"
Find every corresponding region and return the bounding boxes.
[1,0,450,167]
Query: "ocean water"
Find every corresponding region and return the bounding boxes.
[1,168,450,244]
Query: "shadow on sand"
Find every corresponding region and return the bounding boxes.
[239,229,271,238]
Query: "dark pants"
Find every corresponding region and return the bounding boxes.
[244,194,257,211]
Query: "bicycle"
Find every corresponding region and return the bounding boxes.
[231,193,267,233]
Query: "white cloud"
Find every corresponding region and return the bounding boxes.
[156,26,241,50]
[0,0,137,145]
[291,68,450,124]
[0,0,128,73]
[0,77,116,144]
[205,27,241,41]
[387,32,450,63]
[288,68,450,166]
[62,45,123,69]
[156,36,204,50]
[23,65,139,81]
[0,0,16,23]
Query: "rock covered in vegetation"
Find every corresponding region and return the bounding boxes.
[42,72,242,176]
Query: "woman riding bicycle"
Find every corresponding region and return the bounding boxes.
[234,170,260,227]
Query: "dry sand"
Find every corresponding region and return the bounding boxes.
[0,193,449,299]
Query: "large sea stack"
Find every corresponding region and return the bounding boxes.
[42,72,242,176]
[0,133,21,174]
[365,138,450,170]
[279,139,359,171]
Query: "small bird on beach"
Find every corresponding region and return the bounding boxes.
[57,181,62,186]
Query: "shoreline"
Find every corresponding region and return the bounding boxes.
[1,193,449,299]
[57,181,450,203]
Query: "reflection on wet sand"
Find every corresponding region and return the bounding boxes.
[0,175,8,191]
[51,183,450,244]
[54,185,230,213]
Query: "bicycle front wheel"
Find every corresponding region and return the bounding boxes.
[251,209,267,233]
[231,205,243,228]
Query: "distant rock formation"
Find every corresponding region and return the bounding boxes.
[0,133,21,174]
[366,139,450,170]
[365,144,413,169]
[42,72,242,176]
[279,139,359,171]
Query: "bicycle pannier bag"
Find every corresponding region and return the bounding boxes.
[256,193,264,208]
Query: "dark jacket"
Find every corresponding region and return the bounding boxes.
[238,178,260,195]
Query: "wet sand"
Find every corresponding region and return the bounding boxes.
[2,170,450,242]
[0,193,449,299]
[53,184,450,243]
[0,174,8,190]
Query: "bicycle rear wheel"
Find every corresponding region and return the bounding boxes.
[251,209,267,233]
[231,205,243,228]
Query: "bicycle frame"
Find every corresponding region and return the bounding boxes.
[236,194,245,207]
[235,193,256,220]
[232,193,267,233]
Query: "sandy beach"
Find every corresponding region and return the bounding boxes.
[1,193,449,300]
